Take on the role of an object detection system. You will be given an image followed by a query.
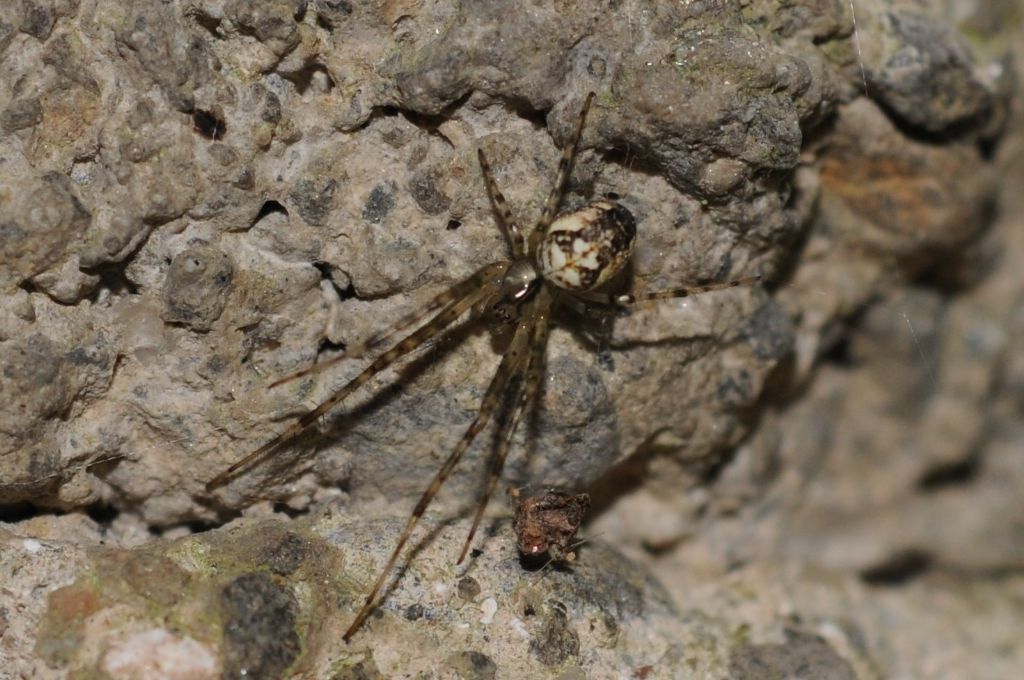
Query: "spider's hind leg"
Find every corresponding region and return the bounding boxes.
[266,266,506,389]
[579,275,764,308]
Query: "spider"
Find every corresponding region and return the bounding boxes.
[206,92,760,641]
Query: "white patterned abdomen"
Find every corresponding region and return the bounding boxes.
[536,200,636,291]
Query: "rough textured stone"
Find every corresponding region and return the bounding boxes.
[220,572,301,680]
[0,0,1021,677]
[730,631,858,680]
[0,514,740,678]
[858,4,1003,133]
[1,172,91,294]
[161,243,235,332]
[1,96,43,132]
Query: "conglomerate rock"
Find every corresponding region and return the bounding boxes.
[1,513,786,679]
[1,0,1021,678]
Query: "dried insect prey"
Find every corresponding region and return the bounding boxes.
[512,488,591,563]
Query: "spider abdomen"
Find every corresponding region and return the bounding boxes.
[536,200,636,291]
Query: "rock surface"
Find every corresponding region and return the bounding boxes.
[1,0,1022,678]
[1,513,736,679]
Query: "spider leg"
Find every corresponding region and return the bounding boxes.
[457,288,552,563]
[342,312,535,641]
[578,275,763,308]
[528,92,596,252]
[268,264,507,389]
[555,288,625,320]
[477,148,525,257]
[206,262,510,491]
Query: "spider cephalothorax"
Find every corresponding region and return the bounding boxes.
[207,92,760,640]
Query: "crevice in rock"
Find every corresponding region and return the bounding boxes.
[314,14,333,32]
[917,453,981,492]
[873,97,997,148]
[192,108,226,140]
[187,10,223,39]
[860,548,933,586]
[84,261,140,302]
[282,62,335,95]
[148,518,221,537]
[272,502,309,519]
[821,335,857,368]
[397,91,473,146]
[504,98,548,130]
[317,336,347,354]
[0,501,41,523]
[598,145,662,182]
[84,501,119,527]
[251,199,289,228]
[185,518,221,533]
[401,109,455,147]
[17,278,40,297]
[312,260,355,300]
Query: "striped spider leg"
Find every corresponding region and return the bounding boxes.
[204,261,511,491]
[208,91,761,642]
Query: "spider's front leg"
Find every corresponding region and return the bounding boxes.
[477,148,526,258]
[457,286,553,564]
[531,92,596,246]
[342,294,539,641]
[205,261,510,490]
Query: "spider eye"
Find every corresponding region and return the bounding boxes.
[536,200,636,291]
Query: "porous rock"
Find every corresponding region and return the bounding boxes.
[1,0,1021,677]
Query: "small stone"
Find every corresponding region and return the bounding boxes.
[161,245,234,331]
[263,532,307,576]
[1,98,43,132]
[289,177,338,226]
[456,576,481,601]
[729,631,857,680]
[362,183,396,223]
[530,602,580,667]
[445,650,497,680]
[219,573,301,680]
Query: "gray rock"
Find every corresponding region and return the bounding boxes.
[161,244,235,332]
[1,96,42,132]
[0,0,1021,677]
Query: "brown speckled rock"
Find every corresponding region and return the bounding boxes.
[1,0,1022,677]
[1,0,828,521]
[162,244,235,332]
[0,514,737,678]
